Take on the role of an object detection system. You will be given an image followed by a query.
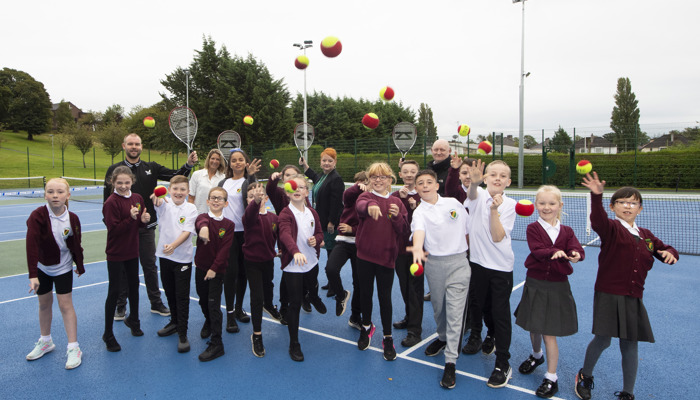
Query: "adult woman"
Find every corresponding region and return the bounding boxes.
[189,149,227,214]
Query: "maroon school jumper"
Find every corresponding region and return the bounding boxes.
[277,206,323,270]
[589,192,679,298]
[102,193,145,261]
[390,190,421,256]
[338,184,364,237]
[524,222,585,282]
[242,200,278,263]
[26,206,85,278]
[445,167,468,203]
[194,214,235,274]
[355,192,408,269]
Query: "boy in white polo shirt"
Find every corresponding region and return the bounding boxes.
[411,169,471,389]
[150,175,198,353]
[464,159,517,388]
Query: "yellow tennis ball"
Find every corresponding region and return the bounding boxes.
[143,116,155,128]
[458,124,470,136]
[380,86,395,101]
[576,160,592,175]
[295,55,309,70]
[321,36,342,57]
[243,115,254,126]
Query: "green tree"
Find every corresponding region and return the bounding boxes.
[416,103,437,144]
[523,134,537,149]
[98,122,127,164]
[62,123,94,168]
[551,126,573,151]
[610,77,642,152]
[103,104,124,125]
[0,68,52,139]
[54,100,74,130]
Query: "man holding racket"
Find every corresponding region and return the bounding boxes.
[103,133,198,319]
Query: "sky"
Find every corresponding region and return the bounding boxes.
[3,0,699,141]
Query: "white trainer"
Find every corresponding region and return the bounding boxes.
[65,347,82,369]
[26,340,56,361]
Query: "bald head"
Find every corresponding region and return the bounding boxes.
[431,139,451,163]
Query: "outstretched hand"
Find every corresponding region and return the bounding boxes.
[450,151,463,169]
[467,159,485,186]
[581,172,605,194]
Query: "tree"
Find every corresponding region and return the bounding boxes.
[98,122,127,164]
[54,100,74,130]
[416,103,437,144]
[551,126,573,151]
[523,135,538,149]
[62,123,94,167]
[103,104,124,125]
[0,68,52,139]
[610,77,642,152]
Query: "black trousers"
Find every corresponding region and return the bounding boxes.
[195,268,224,345]
[117,227,163,309]
[105,258,140,335]
[245,258,274,332]
[283,267,318,343]
[358,258,395,336]
[160,258,192,336]
[224,231,248,312]
[470,261,513,366]
[394,253,424,336]
[325,241,361,318]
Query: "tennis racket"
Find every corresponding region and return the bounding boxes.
[168,106,198,153]
[217,130,242,162]
[392,122,417,161]
[294,122,315,162]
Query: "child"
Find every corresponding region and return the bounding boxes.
[277,174,324,362]
[575,173,678,400]
[411,169,471,389]
[445,154,477,203]
[391,160,425,347]
[194,187,235,362]
[243,182,279,357]
[355,162,408,361]
[102,166,151,351]
[151,175,198,353]
[514,185,585,398]
[25,178,85,369]
[464,159,517,388]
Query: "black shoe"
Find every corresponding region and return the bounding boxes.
[575,369,594,400]
[462,333,482,355]
[321,283,330,290]
[348,315,362,331]
[289,342,304,362]
[234,308,250,323]
[279,306,289,326]
[301,296,312,313]
[309,296,327,314]
[357,323,376,350]
[614,391,635,400]
[425,338,447,357]
[157,321,178,337]
[392,318,408,330]
[114,306,126,321]
[382,336,397,361]
[482,335,495,355]
[226,314,239,333]
[519,354,545,374]
[401,333,422,347]
[124,317,144,337]
[263,304,283,322]
[251,334,265,358]
[423,292,431,301]
[150,303,170,317]
[487,365,512,388]
[198,342,224,362]
[336,290,350,317]
[200,321,211,339]
[102,334,121,352]
[326,288,336,298]
[440,363,456,389]
[536,378,558,398]
[178,335,190,353]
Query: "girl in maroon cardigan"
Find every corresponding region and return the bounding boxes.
[514,185,584,398]
[102,166,151,352]
[26,178,85,370]
[575,173,678,400]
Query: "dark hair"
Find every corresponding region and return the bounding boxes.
[244,182,264,206]
[281,164,302,177]
[225,149,252,179]
[415,169,437,181]
[111,165,136,186]
[610,186,642,206]
[460,158,477,171]
[353,171,367,183]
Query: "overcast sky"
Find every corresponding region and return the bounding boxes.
[3,0,699,140]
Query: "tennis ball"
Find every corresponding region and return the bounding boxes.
[269,159,279,169]
[515,199,535,217]
[243,115,254,126]
[362,113,379,130]
[477,140,492,155]
[295,55,309,70]
[143,116,155,128]
[458,124,470,137]
[284,180,298,193]
[410,263,424,277]
[380,86,395,101]
[576,160,592,175]
[320,36,342,58]
[153,185,168,198]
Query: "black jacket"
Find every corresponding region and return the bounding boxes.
[428,157,451,196]
[305,167,344,229]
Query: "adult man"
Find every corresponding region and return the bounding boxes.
[427,139,451,196]
[103,133,198,319]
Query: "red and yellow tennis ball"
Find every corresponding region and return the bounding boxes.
[458,124,470,137]
[320,36,342,58]
[284,180,298,193]
[380,86,395,101]
[295,55,309,70]
[410,263,424,277]
[243,115,254,126]
[576,160,592,175]
[269,159,280,169]
[478,140,492,155]
[362,113,379,129]
[143,116,155,128]
[515,199,535,217]
[153,185,168,198]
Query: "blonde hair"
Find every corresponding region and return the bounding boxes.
[45,178,71,207]
[535,185,563,221]
[366,162,396,184]
[208,187,228,201]
[204,149,227,174]
[169,175,189,187]
[485,160,511,177]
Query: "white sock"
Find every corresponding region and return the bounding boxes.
[533,350,544,359]
[67,342,79,350]
[40,335,52,343]
[363,325,371,331]
[545,372,558,382]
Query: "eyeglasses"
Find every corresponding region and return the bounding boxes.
[369,176,390,182]
[208,196,227,202]
[615,200,640,208]
[295,186,308,191]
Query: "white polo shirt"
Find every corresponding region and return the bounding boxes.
[38,204,74,277]
[464,186,516,272]
[537,217,561,244]
[284,205,318,273]
[155,200,198,263]
[222,177,245,232]
[411,195,468,256]
[189,168,225,214]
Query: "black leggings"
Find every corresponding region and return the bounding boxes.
[224,231,248,312]
[245,259,274,332]
[283,267,318,343]
[358,258,394,336]
[325,241,361,316]
[394,253,424,336]
[105,258,140,335]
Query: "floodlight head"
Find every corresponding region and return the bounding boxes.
[304,40,313,45]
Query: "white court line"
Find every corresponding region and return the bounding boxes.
[1,223,105,237]
[0,227,107,242]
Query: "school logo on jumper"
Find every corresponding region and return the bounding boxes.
[179,216,186,224]
[135,203,141,211]
[272,223,277,232]
[62,228,71,237]
[449,209,458,220]
[311,221,314,227]
[236,188,241,193]
[645,238,654,252]
[219,228,226,238]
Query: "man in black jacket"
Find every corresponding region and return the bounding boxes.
[104,133,198,319]
[427,139,452,196]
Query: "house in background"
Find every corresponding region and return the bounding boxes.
[575,134,617,154]
[640,133,689,152]
[51,102,85,130]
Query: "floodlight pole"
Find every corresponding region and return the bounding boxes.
[514,0,527,188]
[184,69,190,152]
[294,40,313,162]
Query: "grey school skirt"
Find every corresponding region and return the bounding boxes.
[514,276,578,337]
[591,291,655,343]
